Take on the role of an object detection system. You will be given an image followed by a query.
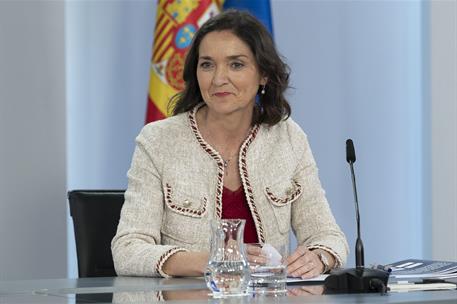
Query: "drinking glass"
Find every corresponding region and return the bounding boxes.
[246,243,288,295]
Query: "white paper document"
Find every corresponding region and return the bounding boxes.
[386,259,457,279]
[286,274,328,283]
[388,282,456,292]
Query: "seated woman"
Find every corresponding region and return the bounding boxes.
[111,9,348,279]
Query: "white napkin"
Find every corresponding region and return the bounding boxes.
[261,244,282,266]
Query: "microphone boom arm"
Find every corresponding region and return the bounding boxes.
[349,161,364,268]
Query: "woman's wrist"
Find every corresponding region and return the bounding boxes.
[162,251,209,277]
[311,249,335,273]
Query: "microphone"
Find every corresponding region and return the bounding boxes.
[346,139,364,268]
[324,139,390,294]
[346,138,356,163]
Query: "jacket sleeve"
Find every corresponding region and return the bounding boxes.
[111,129,188,277]
[288,122,349,267]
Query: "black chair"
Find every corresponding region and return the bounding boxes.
[68,189,125,278]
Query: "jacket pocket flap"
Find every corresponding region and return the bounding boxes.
[164,183,207,218]
[265,179,302,206]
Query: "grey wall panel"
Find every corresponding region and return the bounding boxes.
[430,0,457,261]
[0,1,67,279]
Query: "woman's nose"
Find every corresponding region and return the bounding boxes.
[212,66,228,86]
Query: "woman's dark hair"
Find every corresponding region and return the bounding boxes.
[170,9,290,126]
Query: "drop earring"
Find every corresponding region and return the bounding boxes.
[261,85,266,95]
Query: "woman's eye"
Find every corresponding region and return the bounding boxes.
[231,62,244,70]
[199,61,213,70]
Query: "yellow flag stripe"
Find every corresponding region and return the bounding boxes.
[149,68,178,115]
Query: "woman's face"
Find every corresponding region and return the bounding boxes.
[196,30,266,117]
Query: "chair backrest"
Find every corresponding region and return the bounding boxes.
[68,190,125,278]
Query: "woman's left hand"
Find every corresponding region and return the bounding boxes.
[286,246,324,279]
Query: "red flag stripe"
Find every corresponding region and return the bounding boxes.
[146,96,166,124]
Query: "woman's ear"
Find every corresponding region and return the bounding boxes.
[260,77,268,86]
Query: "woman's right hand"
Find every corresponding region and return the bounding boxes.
[162,251,209,277]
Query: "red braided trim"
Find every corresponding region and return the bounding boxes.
[188,107,224,219]
[239,125,265,243]
[156,247,189,278]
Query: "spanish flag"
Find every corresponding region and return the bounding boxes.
[146,0,224,123]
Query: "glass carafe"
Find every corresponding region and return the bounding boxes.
[205,219,250,297]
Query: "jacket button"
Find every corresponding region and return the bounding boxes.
[183,200,191,207]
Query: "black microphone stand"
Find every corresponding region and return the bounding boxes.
[324,139,390,294]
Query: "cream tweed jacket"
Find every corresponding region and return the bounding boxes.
[112,106,348,277]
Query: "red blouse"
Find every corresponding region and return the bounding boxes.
[221,186,259,243]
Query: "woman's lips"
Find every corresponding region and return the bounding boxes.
[213,92,231,97]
